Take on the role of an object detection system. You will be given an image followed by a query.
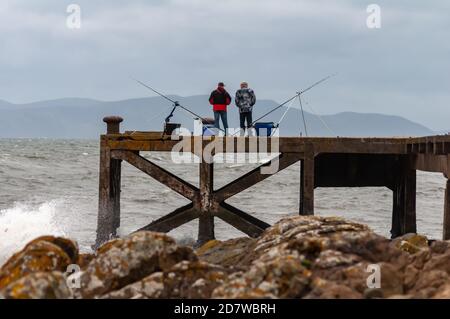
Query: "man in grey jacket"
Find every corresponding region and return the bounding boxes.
[235,81,256,135]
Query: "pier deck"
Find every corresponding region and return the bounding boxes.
[94,116,450,248]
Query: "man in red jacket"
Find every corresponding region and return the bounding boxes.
[209,82,231,133]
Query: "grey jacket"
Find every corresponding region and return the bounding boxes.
[235,88,256,113]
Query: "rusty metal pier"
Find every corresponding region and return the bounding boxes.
[94,116,450,248]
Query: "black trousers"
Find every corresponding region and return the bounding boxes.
[239,112,253,129]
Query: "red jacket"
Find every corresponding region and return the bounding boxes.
[209,87,232,111]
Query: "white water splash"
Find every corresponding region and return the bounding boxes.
[0,201,66,266]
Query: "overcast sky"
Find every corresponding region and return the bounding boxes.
[0,1,449,130]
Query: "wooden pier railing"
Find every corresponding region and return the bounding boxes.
[94,116,450,248]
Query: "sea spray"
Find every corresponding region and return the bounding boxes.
[0,201,66,265]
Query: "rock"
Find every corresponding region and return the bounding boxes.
[433,284,450,298]
[77,231,197,298]
[364,288,384,299]
[212,245,311,299]
[409,270,449,298]
[4,215,450,300]
[313,250,361,269]
[305,278,362,299]
[423,251,450,273]
[318,262,377,295]
[211,216,408,299]
[29,236,79,262]
[77,253,95,270]
[430,240,450,254]
[403,249,432,290]
[243,216,407,267]
[392,233,429,254]
[0,237,77,289]
[101,272,164,299]
[159,261,228,298]
[196,238,255,268]
[404,264,420,291]
[103,261,229,299]
[377,262,404,297]
[324,262,404,298]
[0,271,72,299]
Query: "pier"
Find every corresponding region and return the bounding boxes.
[95,116,450,248]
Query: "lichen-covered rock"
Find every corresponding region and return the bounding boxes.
[29,236,79,262]
[196,238,255,268]
[103,260,229,299]
[319,261,403,298]
[77,253,95,270]
[409,270,449,298]
[77,231,197,298]
[5,215,450,300]
[430,240,450,254]
[0,236,77,289]
[423,251,450,273]
[407,250,450,297]
[212,245,312,299]
[159,260,229,298]
[240,216,373,265]
[0,271,72,299]
[313,250,361,269]
[392,233,429,254]
[101,272,164,299]
[212,216,409,299]
[403,249,432,290]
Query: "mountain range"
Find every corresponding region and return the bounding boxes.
[0,96,434,138]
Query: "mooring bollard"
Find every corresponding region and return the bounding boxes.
[103,116,123,134]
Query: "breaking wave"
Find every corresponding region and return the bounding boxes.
[0,201,67,266]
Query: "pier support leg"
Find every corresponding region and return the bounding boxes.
[111,158,122,231]
[95,139,122,248]
[95,116,123,249]
[391,156,416,238]
[443,179,450,240]
[198,161,215,245]
[300,146,315,216]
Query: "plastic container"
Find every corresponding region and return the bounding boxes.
[203,124,216,136]
[254,122,275,136]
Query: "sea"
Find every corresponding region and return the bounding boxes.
[0,138,447,265]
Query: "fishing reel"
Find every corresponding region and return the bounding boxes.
[163,101,181,136]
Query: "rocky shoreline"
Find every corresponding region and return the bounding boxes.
[1,215,450,299]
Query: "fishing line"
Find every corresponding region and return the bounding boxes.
[304,99,336,136]
[271,96,297,137]
[250,73,337,127]
[133,78,226,133]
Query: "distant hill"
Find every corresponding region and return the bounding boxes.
[0,96,433,138]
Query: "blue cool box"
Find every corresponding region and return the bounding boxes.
[254,122,276,136]
[203,124,216,136]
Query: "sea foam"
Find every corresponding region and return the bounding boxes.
[0,201,66,266]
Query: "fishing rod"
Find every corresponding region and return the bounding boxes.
[133,78,226,133]
[249,92,302,128]
[249,73,337,127]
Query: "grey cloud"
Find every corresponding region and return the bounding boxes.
[0,0,449,130]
